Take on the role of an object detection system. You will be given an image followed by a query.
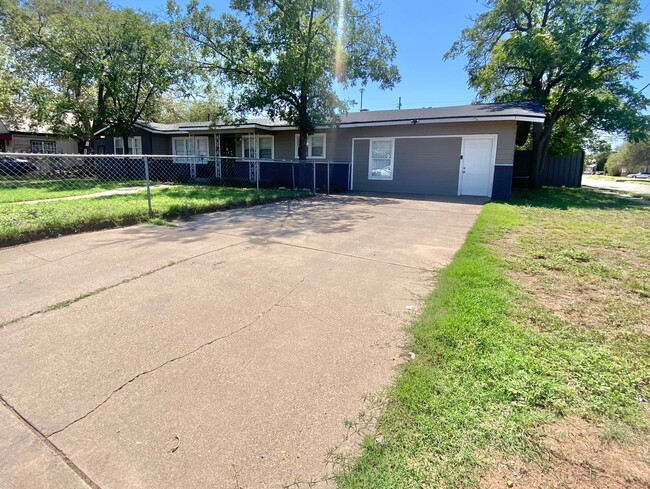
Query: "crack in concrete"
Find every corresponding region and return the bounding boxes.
[46,276,307,439]
[275,303,332,328]
[209,230,428,271]
[0,394,101,489]
[23,249,53,263]
[0,240,248,330]
[0,238,141,278]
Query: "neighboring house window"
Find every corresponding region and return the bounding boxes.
[113,136,143,155]
[294,134,326,159]
[242,135,274,160]
[368,139,395,180]
[31,140,56,154]
[172,136,209,163]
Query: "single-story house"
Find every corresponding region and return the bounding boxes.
[94,101,545,199]
[0,120,79,154]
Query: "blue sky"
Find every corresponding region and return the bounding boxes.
[120,0,650,112]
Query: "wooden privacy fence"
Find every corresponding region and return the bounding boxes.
[513,151,585,188]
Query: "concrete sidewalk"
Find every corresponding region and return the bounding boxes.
[16,184,172,205]
[582,175,650,197]
[0,194,484,488]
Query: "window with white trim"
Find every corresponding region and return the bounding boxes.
[31,140,56,154]
[368,138,394,180]
[242,135,274,160]
[172,136,209,163]
[113,136,142,155]
[294,133,326,159]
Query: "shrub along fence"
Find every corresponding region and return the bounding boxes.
[513,150,585,188]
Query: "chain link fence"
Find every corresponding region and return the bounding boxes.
[0,152,351,214]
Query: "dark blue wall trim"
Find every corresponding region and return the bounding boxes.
[492,165,513,200]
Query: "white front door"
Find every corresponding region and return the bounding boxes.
[459,137,496,197]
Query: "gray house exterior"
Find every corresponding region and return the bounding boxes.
[95,102,545,200]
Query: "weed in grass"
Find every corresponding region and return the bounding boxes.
[148,217,175,227]
[600,420,632,443]
[0,259,180,329]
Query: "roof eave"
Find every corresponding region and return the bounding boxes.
[184,115,545,132]
[94,113,545,136]
[332,115,545,128]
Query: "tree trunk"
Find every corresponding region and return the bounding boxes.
[297,91,309,161]
[530,121,552,188]
[122,134,130,179]
[298,125,308,161]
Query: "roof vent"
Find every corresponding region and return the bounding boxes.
[360,108,369,112]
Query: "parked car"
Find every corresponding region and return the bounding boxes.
[0,155,37,176]
[626,172,650,179]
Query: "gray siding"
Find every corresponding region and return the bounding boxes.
[258,121,517,197]
[273,133,296,160]
[338,120,516,164]
[352,137,462,195]
[273,120,516,164]
[152,134,171,154]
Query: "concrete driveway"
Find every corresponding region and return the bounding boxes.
[0,194,484,488]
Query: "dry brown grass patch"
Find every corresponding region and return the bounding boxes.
[481,416,650,489]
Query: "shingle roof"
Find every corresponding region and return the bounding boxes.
[0,119,58,135]
[131,101,545,134]
[338,101,545,125]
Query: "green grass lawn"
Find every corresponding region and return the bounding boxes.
[338,188,650,488]
[0,178,148,203]
[0,185,305,246]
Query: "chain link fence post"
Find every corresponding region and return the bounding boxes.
[312,160,316,195]
[144,156,152,217]
[327,162,330,195]
[256,159,260,194]
[347,162,352,191]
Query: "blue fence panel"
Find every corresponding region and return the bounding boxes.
[492,165,513,200]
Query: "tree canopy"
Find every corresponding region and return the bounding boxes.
[155,93,225,123]
[605,138,650,175]
[445,0,649,185]
[169,0,400,159]
[0,0,189,145]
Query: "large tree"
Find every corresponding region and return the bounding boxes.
[169,0,400,160]
[0,0,189,148]
[605,138,650,175]
[445,0,649,186]
[99,8,190,152]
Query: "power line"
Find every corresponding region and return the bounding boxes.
[639,1,650,17]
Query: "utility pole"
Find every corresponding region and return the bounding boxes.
[398,97,402,110]
[360,88,365,111]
